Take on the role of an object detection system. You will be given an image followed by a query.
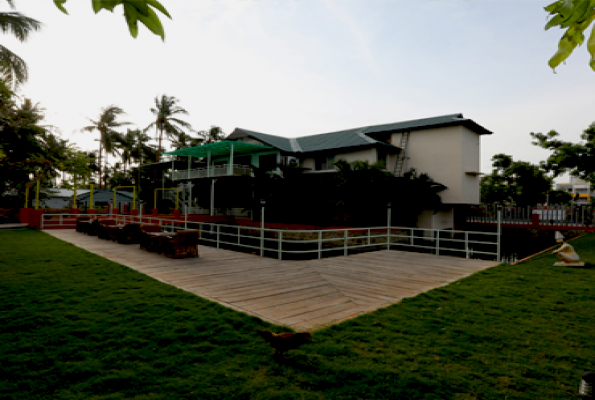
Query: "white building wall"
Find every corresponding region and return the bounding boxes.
[334,148,377,164]
[391,126,481,205]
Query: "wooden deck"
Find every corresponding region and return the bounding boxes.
[45,230,499,331]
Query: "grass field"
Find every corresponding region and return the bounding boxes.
[1,229,594,400]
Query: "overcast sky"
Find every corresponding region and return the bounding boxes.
[4,0,595,180]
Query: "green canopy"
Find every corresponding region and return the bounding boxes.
[163,140,273,158]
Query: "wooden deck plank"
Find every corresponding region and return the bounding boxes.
[311,256,475,279]
[45,230,498,331]
[234,286,342,311]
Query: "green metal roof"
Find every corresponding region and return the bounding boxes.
[74,190,134,201]
[163,140,273,158]
[229,127,398,154]
[227,113,491,154]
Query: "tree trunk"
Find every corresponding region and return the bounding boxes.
[157,125,162,162]
[98,142,103,189]
[104,152,109,189]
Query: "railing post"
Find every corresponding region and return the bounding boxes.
[237,227,241,245]
[435,230,440,255]
[278,231,282,260]
[318,231,322,259]
[465,231,469,258]
[60,214,63,227]
[217,225,220,249]
[367,228,371,246]
[344,229,348,256]
[497,207,502,262]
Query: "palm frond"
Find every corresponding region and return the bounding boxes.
[0,12,42,42]
[0,44,27,87]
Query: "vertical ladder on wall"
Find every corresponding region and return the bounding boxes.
[393,131,410,177]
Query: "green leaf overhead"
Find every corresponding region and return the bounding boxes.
[136,7,164,40]
[54,0,171,40]
[545,0,595,72]
[53,0,68,14]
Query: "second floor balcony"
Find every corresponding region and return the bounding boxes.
[172,164,252,180]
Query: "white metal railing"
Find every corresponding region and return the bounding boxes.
[41,213,112,229]
[41,214,501,262]
[172,164,251,180]
[468,204,594,227]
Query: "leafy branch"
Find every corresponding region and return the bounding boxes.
[53,0,171,40]
[544,0,595,72]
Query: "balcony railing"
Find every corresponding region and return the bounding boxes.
[172,164,252,180]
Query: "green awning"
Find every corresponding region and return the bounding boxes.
[163,140,273,158]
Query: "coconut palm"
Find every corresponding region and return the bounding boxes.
[198,125,225,144]
[171,131,204,151]
[0,1,42,88]
[145,94,193,161]
[117,129,138,174]
[41,132,73,184]
[82,105,130,188]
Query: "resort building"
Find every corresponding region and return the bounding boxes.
[165,113,492,229]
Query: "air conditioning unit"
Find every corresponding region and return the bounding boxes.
[284,156,299,166]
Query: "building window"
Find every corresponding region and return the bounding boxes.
[377,148,388,169]
[259,154,277,170]
[315,155,335,171]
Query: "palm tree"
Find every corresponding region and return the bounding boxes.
[117,129,138,174]
[198,125,225,144]
[170,131,204,151]
[127,129,157,185]
[41,132,74,184]
[145,95,192,161]
[82,105,130,188]
[0,1,42,88]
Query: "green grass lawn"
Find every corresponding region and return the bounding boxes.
[1,230,594,400]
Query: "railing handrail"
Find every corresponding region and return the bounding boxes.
[40,213,501,262]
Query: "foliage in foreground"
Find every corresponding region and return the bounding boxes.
[1,230,594,399]
[544,0,595,72]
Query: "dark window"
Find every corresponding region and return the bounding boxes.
[234,155,252,166]
[377,148,388,169]
[314,155,334,171]
[259,154,277,171]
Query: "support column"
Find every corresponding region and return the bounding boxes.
[210,179,216,216]
[228,143,234,176]
[188,156,191,180]
[207,151,211,178]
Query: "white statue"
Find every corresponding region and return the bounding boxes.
[552,231,584,266]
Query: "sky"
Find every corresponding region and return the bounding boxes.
[4,0,595,180]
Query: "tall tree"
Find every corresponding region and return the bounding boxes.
[531,122,595,182]
[171,131,203,151]
[0,1,42,88]
[82,105,130,188]
[145,94,192,162]
[480,154,553,206]
[0,82,56,206]
[198,126,225,144]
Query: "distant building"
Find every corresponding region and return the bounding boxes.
[555,177,593,205]
[41,188,90,209]
[74,189,135,211]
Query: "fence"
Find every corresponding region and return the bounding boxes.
[468,205,594,228]
[171,164,251,180]
[41,213,501,261]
